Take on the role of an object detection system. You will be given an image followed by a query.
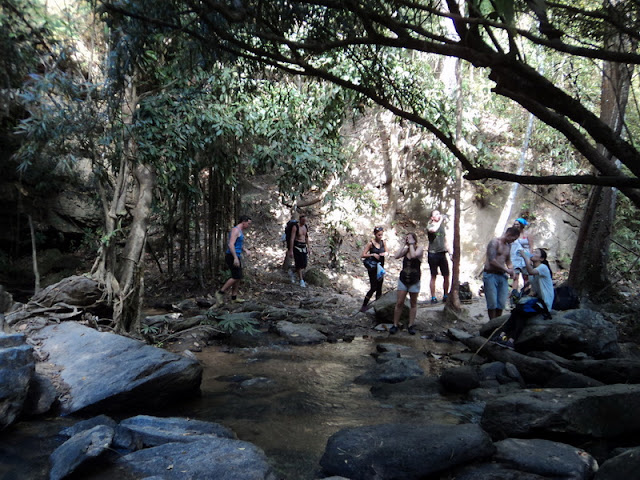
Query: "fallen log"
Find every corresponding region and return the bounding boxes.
[447,328,568,385]
[529,351,640,384]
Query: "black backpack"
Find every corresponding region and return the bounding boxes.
[284,220,298,247]
[552,285,579,311]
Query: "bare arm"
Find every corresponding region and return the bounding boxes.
[395,245,409,259]
[520,251,539,275]
[361,241,372,259]
[288,225,297,253]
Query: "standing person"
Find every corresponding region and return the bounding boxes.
[360,226,388,312]
[483,227,520,319]
[390,233,424,335]
[427,209,450,304]
[288,214,311,288]
[510,217,534,300]
[216,215,252,306]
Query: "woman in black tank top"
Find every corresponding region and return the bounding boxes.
[390,233,424,335]
[360,226,387,312]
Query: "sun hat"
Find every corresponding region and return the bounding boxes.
[515,217,529,226]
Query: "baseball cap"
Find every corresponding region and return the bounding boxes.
[515,217,529,226]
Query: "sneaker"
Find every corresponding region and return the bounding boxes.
[300,279,307,288]
[442,294,448,302]
[359,305,369,313]
[290,272,297,284]
[408,325,416,335]
[389,325,398,334]
[232,297,245,303]
[215,292,224,306]
[430,297,438,304]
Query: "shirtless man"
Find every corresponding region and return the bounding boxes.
[483,227,521,319]
[288,215,311,288]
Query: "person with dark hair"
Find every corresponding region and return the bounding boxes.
[390,233,424,335]
[215,216,252,306]
[360,226,387,312]
[427,209,450,304]
[493,248,554,349]
[483,227,520,319]
[288,214,311,288]
[520,248,554,311]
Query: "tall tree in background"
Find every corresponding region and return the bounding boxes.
[100,0,640,300]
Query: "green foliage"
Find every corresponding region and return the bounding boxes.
[140,323,160,335]
[214,316,261,336]
[610,194,640,281]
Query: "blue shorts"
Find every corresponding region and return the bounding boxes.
[397,279,421,294]
[483,271,509,310]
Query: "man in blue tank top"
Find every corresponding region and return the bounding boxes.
[215,215,251,305]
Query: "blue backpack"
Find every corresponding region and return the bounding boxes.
[515,297,551,319]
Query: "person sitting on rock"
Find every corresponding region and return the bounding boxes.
[494,248,554,349]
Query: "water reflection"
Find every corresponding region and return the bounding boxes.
[171,337,466,479]
[0,336,471,479]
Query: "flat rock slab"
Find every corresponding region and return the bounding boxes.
[33,322,202,414]
[320,423,495,479]
[275,320,327,345]
[117,437,277,480]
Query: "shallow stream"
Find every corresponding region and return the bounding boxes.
[0,334,473,479]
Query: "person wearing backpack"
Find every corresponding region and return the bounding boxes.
[215,215,252,306]
[360,226,388,312]
[282,218,298,283]
[288,215,311,288]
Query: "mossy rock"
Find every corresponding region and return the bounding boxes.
[303,268,331,287]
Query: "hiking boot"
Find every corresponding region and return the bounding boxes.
[430,297,438,304]
[300,279,307,288]
[389,325,398,334]
[215,292,224,306]
[408,325,416,335]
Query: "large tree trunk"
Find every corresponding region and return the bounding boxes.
[568,29,635,298]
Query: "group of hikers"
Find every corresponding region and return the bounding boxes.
[214,212,554,345]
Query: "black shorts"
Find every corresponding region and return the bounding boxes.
[293,241,308,269]
[428,251,449,276]
[225,253,243,279]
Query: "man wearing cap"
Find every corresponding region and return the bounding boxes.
[510,218,533,300]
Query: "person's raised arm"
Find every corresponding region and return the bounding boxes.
[407,244,424,260]
[394,244,409,259]
[520,250,539,275]
[427,218,442,233]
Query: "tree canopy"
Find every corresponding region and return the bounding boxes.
[100,0,640,207]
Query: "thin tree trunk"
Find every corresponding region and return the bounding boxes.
[28,215,40,294]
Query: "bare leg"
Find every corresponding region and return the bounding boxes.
[430,275,437,299]
[393,290,408,327]
[443,275,450,297]
[408,292,419,326]
[220,277,238,294]
[488,308,497,319]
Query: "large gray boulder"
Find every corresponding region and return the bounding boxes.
[517,309,620,358]
[0,333,35,428]
[481,384,640,439]
[117,437,277,480]
[319,423,495,479]
[32,322,202,414]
